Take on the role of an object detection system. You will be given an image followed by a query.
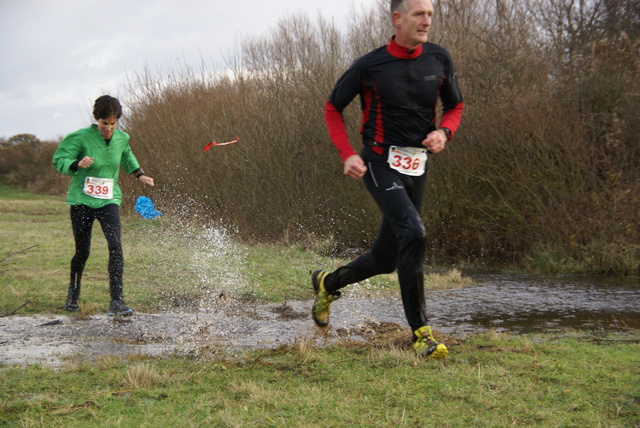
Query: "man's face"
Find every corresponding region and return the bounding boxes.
[393,0,434,49]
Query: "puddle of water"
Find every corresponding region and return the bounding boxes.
[143,221,640,336]
[2,272,638,367]
[316,273,640,334]
[422,273,640,333]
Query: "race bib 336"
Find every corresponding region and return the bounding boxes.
[387,146,428,176]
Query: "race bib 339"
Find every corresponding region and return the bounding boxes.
[83,177,114,199]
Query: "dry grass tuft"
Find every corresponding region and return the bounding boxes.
[123,363,161,389]
[425,268,475,290]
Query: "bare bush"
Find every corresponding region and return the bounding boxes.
[0,136,69,195]
[113,0,639,273]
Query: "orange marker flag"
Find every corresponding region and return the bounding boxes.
[204,137,239,152]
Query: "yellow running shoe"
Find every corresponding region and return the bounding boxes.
[413,326,448,359]
[311,270,341,327]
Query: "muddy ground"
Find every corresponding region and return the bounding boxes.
[0,298,412,367]
[2,273,639,367]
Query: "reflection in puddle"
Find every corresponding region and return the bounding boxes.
[402,273,640,334]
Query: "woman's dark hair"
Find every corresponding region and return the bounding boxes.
[93,95,123,120]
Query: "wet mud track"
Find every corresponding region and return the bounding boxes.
[1,274,638,366]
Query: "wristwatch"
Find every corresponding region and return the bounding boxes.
[439,127,451,141]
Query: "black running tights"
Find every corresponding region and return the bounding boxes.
[325,146,430,332]
[69,204,123,300]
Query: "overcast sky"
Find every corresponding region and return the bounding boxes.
[0,0,371,141]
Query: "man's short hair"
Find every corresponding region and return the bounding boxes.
[390,0,408,14]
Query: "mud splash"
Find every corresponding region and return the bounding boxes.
[1,273,638,367]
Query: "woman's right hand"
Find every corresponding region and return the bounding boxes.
[78,156,94,168]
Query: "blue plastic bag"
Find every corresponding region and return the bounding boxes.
[135,196,162,219]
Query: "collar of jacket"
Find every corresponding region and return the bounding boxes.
[386,36,423,59]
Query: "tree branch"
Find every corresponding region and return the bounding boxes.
[0,302,29,317]
[0,245,38,263]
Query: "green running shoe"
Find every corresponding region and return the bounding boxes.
[311,269,341,327]
[413,326,448,359]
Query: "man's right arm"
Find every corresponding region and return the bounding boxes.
[324,60,365,156]
[323,63,368,179]
[324,100,357,162]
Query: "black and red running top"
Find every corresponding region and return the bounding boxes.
[325,37,464,162]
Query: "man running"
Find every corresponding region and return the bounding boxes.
[311,0,464,359]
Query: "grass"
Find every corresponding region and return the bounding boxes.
[0,186,471,315]
[1,186,639,426]
[1,331,639,426]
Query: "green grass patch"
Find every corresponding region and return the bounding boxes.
[1,331,638,426]
[1,188,639,426]
[0,183,61,200]
[0,188,471,315]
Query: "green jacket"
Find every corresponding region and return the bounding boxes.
[52,125,140,208]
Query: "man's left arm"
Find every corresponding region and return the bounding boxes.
[423,54,464,152]
[437,51,465,141]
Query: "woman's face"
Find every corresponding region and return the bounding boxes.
[97,115,118,139]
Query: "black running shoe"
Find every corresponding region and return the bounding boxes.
[108,299,133,316]
[65,299,80,312]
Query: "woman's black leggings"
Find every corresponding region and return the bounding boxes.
[69,204,123,301]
